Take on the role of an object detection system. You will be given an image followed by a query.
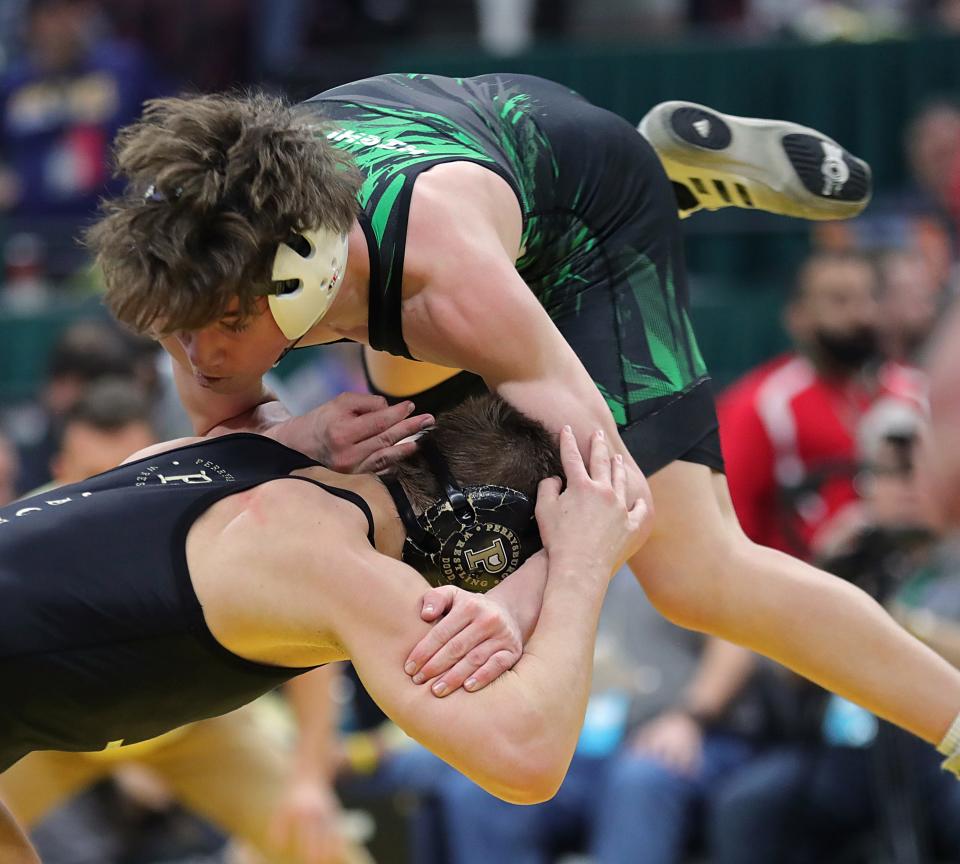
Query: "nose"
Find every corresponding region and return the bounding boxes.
[177,329,226,374]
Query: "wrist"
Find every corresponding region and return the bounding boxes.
[547,547,611,580]
[487,580,537,643]
[266,413,311,452]
[676,704,712,728]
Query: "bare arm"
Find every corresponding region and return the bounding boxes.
[268,667,348,864]
[394,198,653,690]
[296,429,647,803]
[404,234,653,529]
[162,338,432,471]
[682,637,756,722]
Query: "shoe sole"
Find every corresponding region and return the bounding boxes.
[638,101,872,220]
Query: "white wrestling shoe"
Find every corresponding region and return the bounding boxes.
[638,100,872,221]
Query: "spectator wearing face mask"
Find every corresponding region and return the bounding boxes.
[717,249,922,563]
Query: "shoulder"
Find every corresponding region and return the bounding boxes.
[198,476,371,583]
[240,477,371,548]
[408,162,522,264]
[190,477,375,660]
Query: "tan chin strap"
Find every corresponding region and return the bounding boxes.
[269,227,349,340]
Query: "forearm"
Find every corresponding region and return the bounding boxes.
[284,666,342,781]
[420,551,608,798]
[485,550,548,642]
[680,637,756,722]
[348,550,609,803]
[495,367,652,519]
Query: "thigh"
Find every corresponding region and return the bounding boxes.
[628,460,757,641]
[0,750,108,827]
[628,461,734,611]
[143,705,289,858]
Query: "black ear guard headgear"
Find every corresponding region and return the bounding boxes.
[385,437,543,593]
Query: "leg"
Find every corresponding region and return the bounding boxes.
[362,347,464,399]
[0,751,108,827]
[362,347,488,416]
[628,460,960,744]
[441,770,552,864]
[145,705,369,864]
[709,747,809,864]
[592,751,696,864]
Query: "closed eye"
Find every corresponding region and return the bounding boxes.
[219,317,250,334]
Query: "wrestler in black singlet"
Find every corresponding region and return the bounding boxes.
[302,73,721,475]
[0,434,373,770]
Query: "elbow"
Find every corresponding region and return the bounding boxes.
[482,724,573,805]
[489,752,567,805]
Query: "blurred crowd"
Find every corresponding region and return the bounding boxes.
[2,1,960,863]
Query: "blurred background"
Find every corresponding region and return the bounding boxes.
[3,0,960,862]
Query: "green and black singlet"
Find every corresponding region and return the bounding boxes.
[302,73,721,476]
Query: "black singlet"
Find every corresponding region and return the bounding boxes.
[0,434,374,770]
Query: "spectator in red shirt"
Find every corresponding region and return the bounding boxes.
[718,250,921,560]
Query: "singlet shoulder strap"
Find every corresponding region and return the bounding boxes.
[284,475,376,548]
[359,199,414,360]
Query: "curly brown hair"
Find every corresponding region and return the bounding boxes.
[85,91,360,336]
[393,395,563,511]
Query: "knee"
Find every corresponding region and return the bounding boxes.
[607,751,691,801]
[632,533,747,633]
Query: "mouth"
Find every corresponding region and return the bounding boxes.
[194,372,227,388]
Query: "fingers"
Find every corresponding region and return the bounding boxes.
[612,453,626,505]
[412,619,488,685]
[628,497,649,531]
[350,406,433,473]
[559,425,589,484]
[404,600,471,678]
[348,399,417,441]
[588,429,612,485]
[354,439,419,475]
[333,401,434,474]
[420,585,457,622]
[536,475,562,505]
[334,391,388,413]
[431,647,519,697]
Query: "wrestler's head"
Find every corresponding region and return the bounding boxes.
[388,395,563,592]
[86,92,359,393]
